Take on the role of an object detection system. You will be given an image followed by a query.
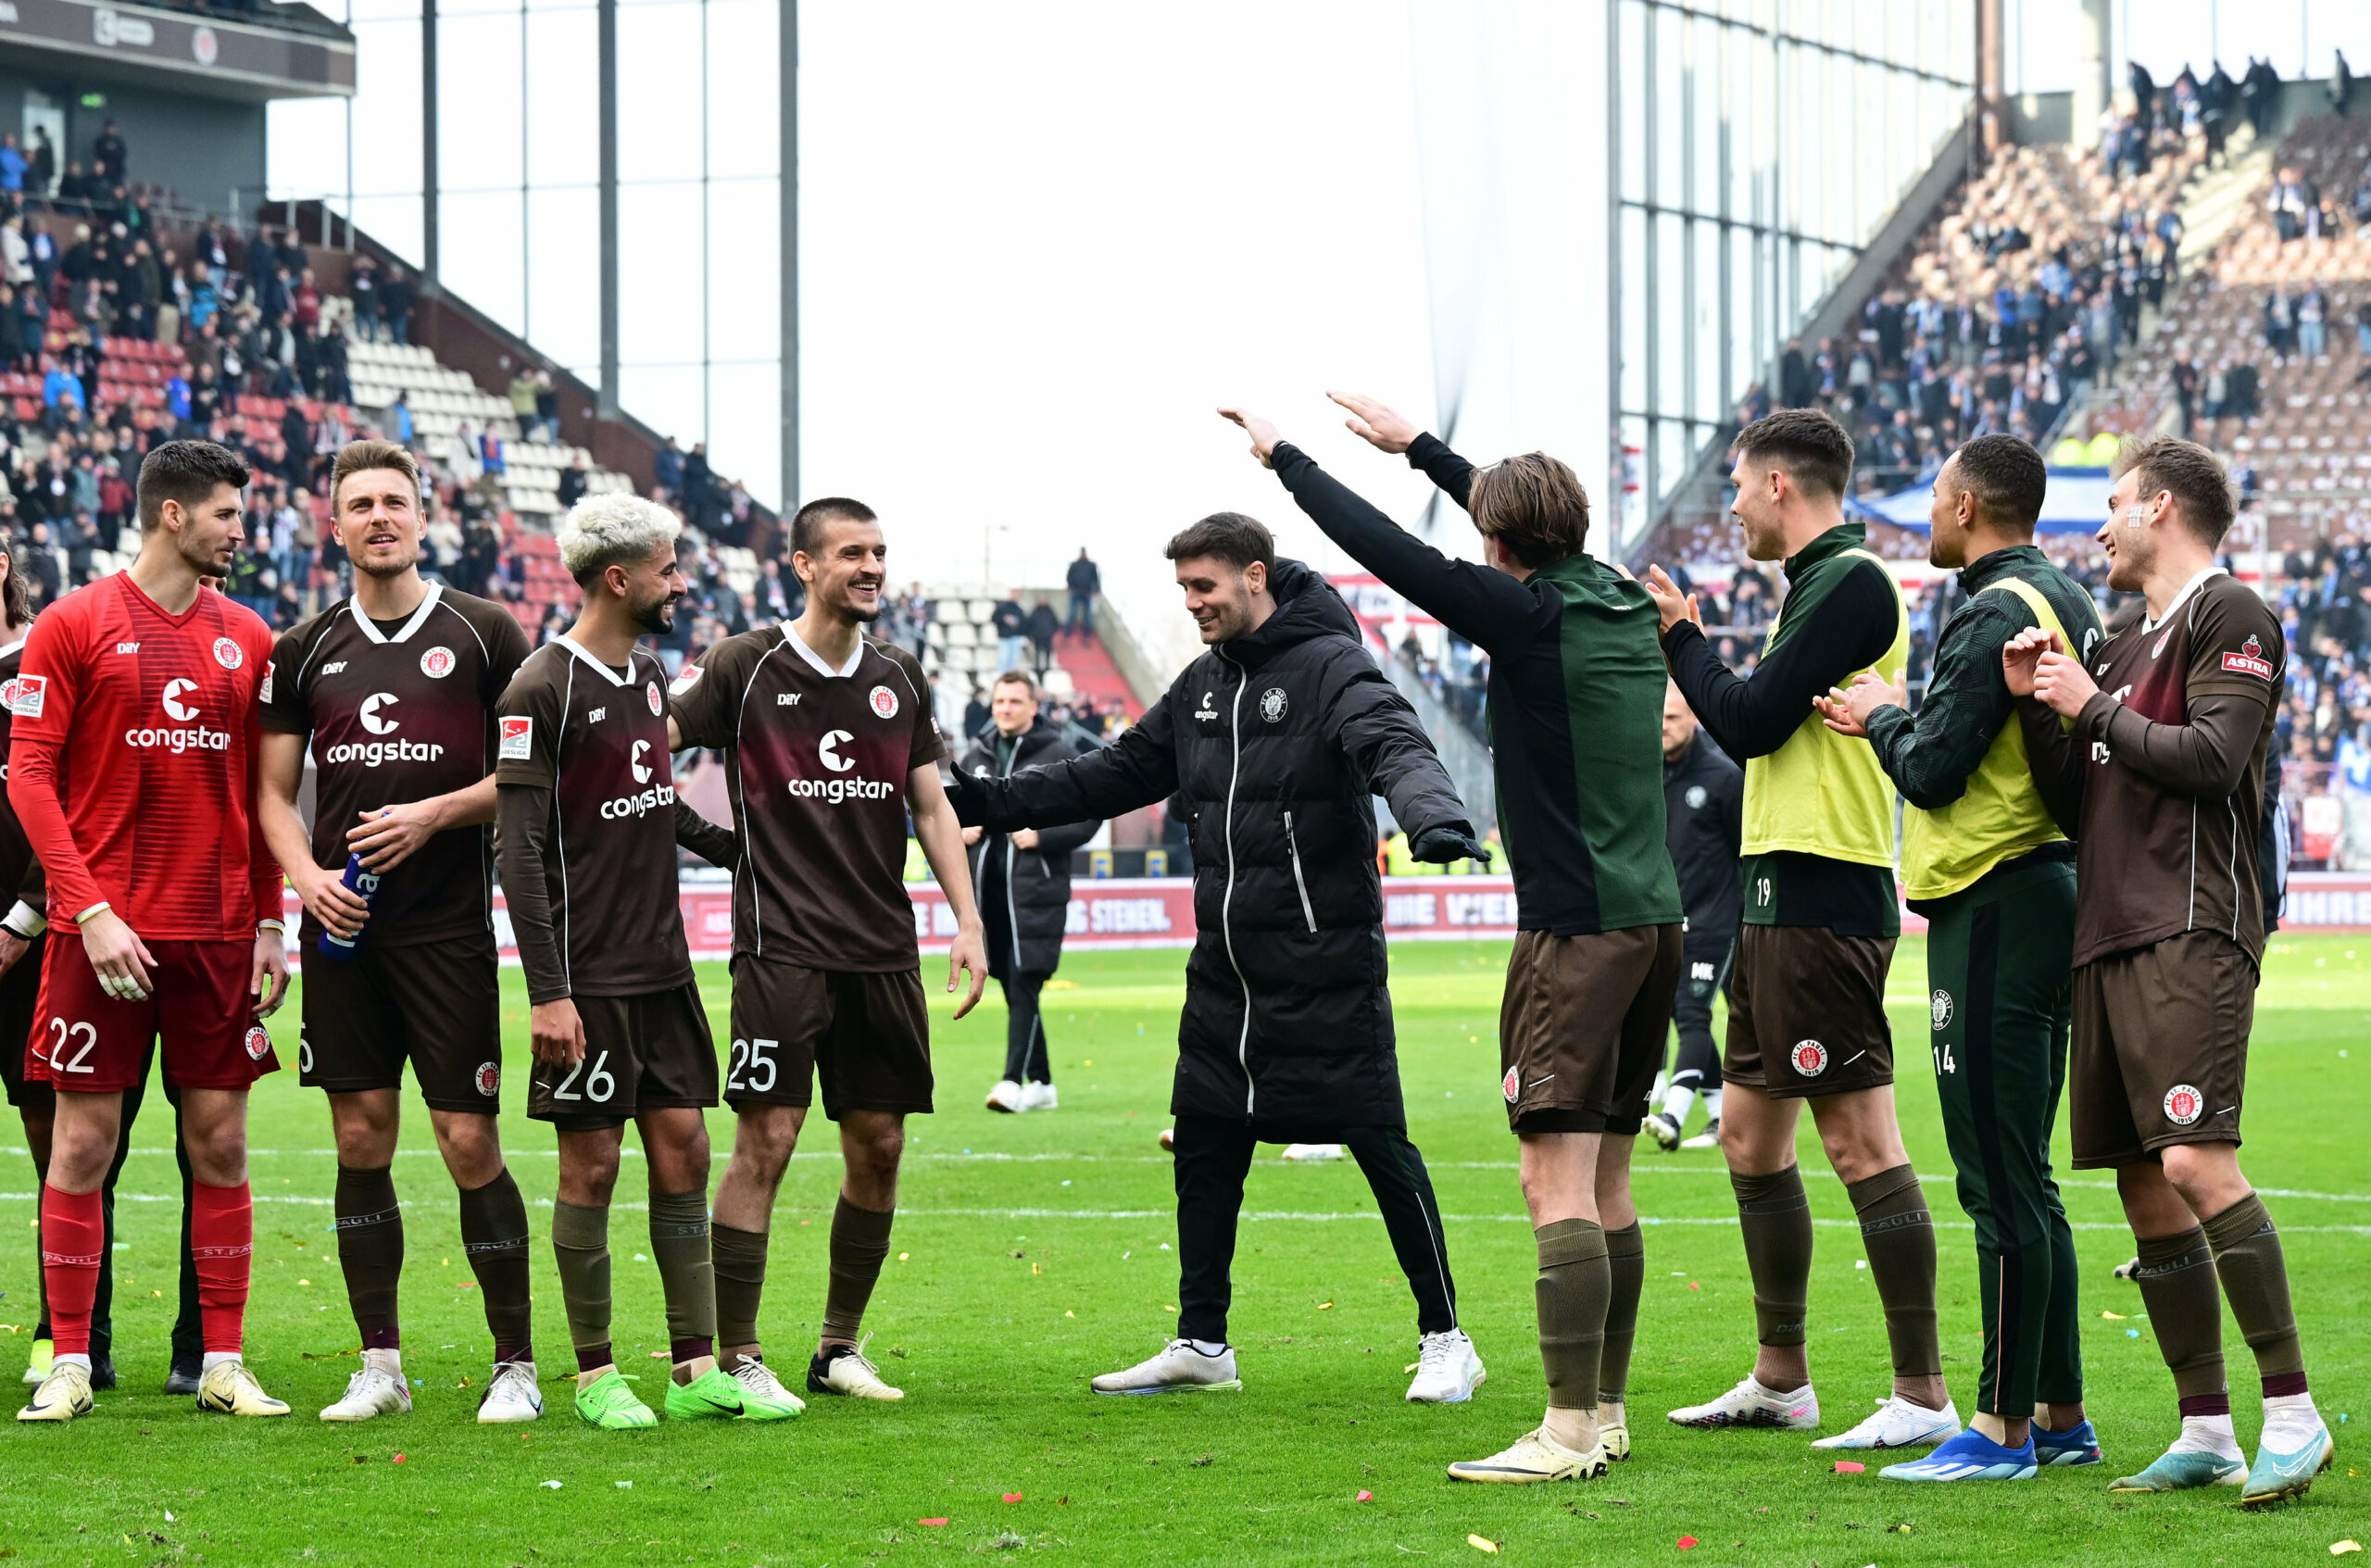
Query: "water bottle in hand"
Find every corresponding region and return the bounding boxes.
[317,853,382,960]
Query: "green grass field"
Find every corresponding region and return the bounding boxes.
[0,935,2363,1567]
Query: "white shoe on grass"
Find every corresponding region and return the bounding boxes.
[1020,1081,1059,1111]
[1447,1427,1609,1484]
[1679,1119,1722,1150]
[1643,1111,1683,1151]
[1812,1394,1960,1449]
[477,1360,545,1424]
[320,1365,412,1422]
[1279,1143,1342,1161]
[985,1079,1025,1113]
[808,1335,904,1401]
[196,1359,289,1417]
[1598,1406,1632,1461]
[16,1360,92,1423]
[1091,1339,1242,1395]
[1406,1329,1486,1403]
[1668,1374,1820,1430]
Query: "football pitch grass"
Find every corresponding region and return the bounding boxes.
[0,936,2362,1567]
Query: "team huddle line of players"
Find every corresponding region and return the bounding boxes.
[0,408,2336,1512]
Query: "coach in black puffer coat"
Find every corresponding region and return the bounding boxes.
[959,712,1101,980]
[949,554,1475,1132]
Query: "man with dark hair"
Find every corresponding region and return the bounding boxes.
[1218,395,1679,1484]
[2008,437,2331,1503]
[947,501,1487,1405]
[1818,433,2106,1481]
[495,495,755,1431]
[1644,408,1960,1453]
[961,670,1100,1113]
[256,439,541,1424]
[14,440,290,1424]
[666,495,984,1411]
[1065,548,1099,638]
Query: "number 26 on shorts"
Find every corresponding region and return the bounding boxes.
[551,1049,617,1102]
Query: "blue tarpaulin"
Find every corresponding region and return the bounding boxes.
[1845,467,2113,534]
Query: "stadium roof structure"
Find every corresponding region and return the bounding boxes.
[1847,468,2115,535]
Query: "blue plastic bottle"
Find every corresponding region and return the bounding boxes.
[316,854,382,960]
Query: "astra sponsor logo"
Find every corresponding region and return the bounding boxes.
[125,680,230,752]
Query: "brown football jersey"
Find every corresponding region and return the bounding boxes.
[670,626,946,972]
[2070,571,2284,967]
[262,584,531,946]
[495,636,692,997]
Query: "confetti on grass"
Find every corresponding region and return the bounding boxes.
[1467,1537,1499,1555]
[1832,1461,1865,1474]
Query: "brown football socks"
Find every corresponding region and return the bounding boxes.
[648,1188,717,1379]
[2130,1224,2229,1414]
[332,1163,404,1351]
[1731,1166,1813,1353]
[1846,1163,1942,1384]
[1599,1221,1645,1406]
[551,1198,614,1374]
[2202,1193,2309,1397]
[821,1197,896,1346]
[457,1168,533,1365]
[712,1222,770,1368]
[1535,1218,1610,1411]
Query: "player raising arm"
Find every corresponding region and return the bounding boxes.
[496,495,754,1433]
[664,495,984,1410]
[2007,437,2332,1506]
[254,441,541,1424]
[12,441,289,1424]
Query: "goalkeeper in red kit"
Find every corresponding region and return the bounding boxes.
[10,441,291,1423]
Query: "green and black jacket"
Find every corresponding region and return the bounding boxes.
[1268,436,1681,935]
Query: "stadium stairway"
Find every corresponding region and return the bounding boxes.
[2176,124,2277,275]
[1050,627,1140,719]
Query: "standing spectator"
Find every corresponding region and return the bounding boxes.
[347,254,379,341]
[654,434,684,498]
[2298,286,2327,359]
[0,133,25,197]
[1025,596,1059,671]
[533,369,559,442]
[1065,546,1099,638]
[992,589,1028,670]
[507,365,539,433]
[681,442,711,526]
[91,119,125,183]
[378,263,414,345]
[27,125,54,197]
[387,390,413,445]
[557,452,589,511]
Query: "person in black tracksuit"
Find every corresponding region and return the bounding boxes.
[959,672,1100,1111]
[1647,684,1743,1150]
[948,515,1491,1399]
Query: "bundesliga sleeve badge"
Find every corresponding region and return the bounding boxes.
[499,715,533,760]
[7,673,40,717]
[670,664,705,696]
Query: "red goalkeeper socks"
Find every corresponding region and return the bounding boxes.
[40,1183,103,1359]
[191,1180,255,1356]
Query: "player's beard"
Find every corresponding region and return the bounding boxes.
[356,544,421,581]
[629,587,681,635]
[838,578,883,623]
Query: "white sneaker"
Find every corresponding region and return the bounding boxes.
[1090,1339,1243,1395]
[1598,1405,1632,1461]
[729,1356,808,1418]
[195,1358,290,1417]
[1643,1111,1683,1152]
[476,1360,545,1424]
[1406,1329,1487,1403]
[1667,1374,1820,1430]
[1157,1127,1176,1152]
[985,1079,1025,1113]
[1811,1394,1961,1450]
[1679,1118,1722,1150]
[320,1365,412,1423]
[1019,1081,1059,1111]
[807,1334,904,1402]
[16,1360,92,1423]
[1447,1427,1609,1484]
[1279,1143,1343,1161]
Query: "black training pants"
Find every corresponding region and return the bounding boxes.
[1171,1113,1457,1344]
[997,972,1051,1085]
[1667,936,1731,1096]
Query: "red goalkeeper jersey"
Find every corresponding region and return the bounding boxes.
[6,572,281,939]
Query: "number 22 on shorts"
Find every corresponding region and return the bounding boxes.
[47,1017,97,1074]
[552,1049,617,1102]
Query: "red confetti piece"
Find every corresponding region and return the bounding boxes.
[1002,1493,1023,1503]
[1833,1461,1865,1474]
[1356,1490,1374,1502]
[392,1454,407,1464]
[920,1518,949,1527]
[1677,1537,1698,1550]
[1687,1281,1700,1290]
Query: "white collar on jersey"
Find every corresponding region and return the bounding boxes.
[346,582,445,645]
[781,623,863,679]
[553,633,637,687]
[2141,564,2224,635]
[0,636,23,661]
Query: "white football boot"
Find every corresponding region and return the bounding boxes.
[1090,1339,1242,1395]
[320,1365,412,1423]
[984,1079,1026,1113]
[1279,1144,1343,1161]
[196,1359,291,1417]
[16,1360,93,1423]
[808,1335,904,1401]
[1812,1394,1961,1450]
[476,1360,545,1424]
[1405,1329,1487,1403]
[1447,1427,1610,1484]
[1667,1374,1820,1430]
[1019,1081,1059,1111]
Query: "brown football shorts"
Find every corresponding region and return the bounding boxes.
[1497,923,1684,1135]
[2069,929,2252,1169]
[299,932,504,1112]
[726,957,934,1120]
[527,981,718,1129]
[1724,922,1897,1098]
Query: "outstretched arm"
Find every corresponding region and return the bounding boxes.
[951,697,1181,830]
[1326,390,1476,508]
[1323,649,1480,859]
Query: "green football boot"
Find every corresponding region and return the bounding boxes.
[21,1337,53,1388]
[662,1366,747,1422]
[572,1370,657,1430]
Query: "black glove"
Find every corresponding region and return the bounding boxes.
[942,761,988,828]
[1410,824,1491,868]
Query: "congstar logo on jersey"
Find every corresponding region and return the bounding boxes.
[319,692,446,766]
[599,740,674,819]
[789,730,895,804]
[123,680,231,753]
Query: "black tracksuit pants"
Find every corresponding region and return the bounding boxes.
[1667,935,1732,1096]
[1171,1114,1458,1344]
